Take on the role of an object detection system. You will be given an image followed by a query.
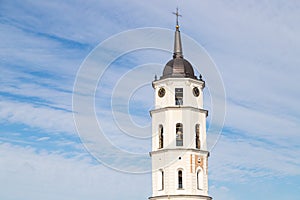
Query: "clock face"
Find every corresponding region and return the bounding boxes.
[158,88,166,97]
[193,87,200,97]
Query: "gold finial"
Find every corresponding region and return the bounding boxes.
[172,7,182,29]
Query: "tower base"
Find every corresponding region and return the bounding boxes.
[149,195,212,200]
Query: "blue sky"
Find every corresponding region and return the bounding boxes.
[1,0,300,199]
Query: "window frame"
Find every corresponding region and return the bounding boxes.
[197,169,204,190]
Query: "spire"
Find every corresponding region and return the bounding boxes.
[172,7,183,58]
[160,8,196,80]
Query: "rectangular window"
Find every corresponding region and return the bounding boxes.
[175,88,183,105]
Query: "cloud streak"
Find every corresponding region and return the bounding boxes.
[1,0,300,199]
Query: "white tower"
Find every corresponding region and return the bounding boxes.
[149,10,212,200]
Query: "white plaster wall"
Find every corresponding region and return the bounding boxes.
[153,78,204,109]
[151,108,207,151]
[151,150,209,197]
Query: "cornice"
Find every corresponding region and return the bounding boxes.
[150,148,210,157]
[150,106,208,117]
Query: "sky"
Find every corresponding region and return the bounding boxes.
[0,0,300,200]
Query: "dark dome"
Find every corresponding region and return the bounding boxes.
[161,57,197,79]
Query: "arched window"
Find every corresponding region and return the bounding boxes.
[195,124,201,149]
[176,123,183,146]
[158,170,164,190]
[159,125,163,149]
[197,169,204,190]
[162,171,164,190]
[178,170,183,189]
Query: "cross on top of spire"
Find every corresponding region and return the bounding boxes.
[172,7,182,29]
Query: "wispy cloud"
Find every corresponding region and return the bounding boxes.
[1,0,300,199]
[0,100,75,134]
[210,133,300,183]
[0,143,151,200]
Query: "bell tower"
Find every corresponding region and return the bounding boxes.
[149,9,212,200]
